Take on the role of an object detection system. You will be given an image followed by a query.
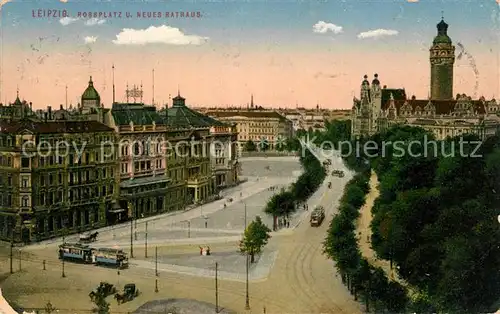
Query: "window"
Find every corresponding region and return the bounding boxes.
[58,173,63,184]
[21,157,30,168]
[21,178,28,188]
[22,196,29,207]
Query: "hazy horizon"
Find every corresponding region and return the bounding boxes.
[1,0,500,110]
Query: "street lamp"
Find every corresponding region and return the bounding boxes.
[182,220,191,238]
[129,202,134,258]
[244,202,250,310]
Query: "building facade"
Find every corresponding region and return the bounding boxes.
[351,18,500,140]
[163,94,239,202]
[106,102,173,223]
[206,110,293,154]
[0,119,117,243]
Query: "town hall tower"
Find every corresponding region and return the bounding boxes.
[430,17,455,100]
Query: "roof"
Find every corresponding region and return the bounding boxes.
[81,76,100,100]
[383,98,486,116]
[165,94,227,128]
[120,175,171,188]
[0,119,113,134]
[206,110,287,120]
[382,88,406,106]
[112,103,165,126]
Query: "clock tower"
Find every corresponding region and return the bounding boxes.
[430,17,455,100]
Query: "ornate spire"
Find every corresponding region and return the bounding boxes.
[89,76,93,86]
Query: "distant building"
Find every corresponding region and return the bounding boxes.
[278,105,327,132]
[352,18,500,140]
[206,97,293,154]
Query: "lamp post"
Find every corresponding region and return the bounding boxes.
[9,221,14,274]
[182,220,191,238]
[61,221,67,278]
[129,203,134,258]
[215,261,219,313]
[244,202,250,310]
[145,221,148,258]
[18,249,22,272]
[155,246,158,277]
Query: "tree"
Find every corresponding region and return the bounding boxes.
[244,140,257,152]
[240,216,271,263]
[44,301,55,314]
[90,293,110,314]
[258,139,269,151]
[264,190,295,230]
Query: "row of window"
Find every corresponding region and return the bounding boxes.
[39,184,114,206]
[38,168,114,186]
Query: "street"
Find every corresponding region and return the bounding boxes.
[1,154,362,313]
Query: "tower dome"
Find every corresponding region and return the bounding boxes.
[433,18,452,44]
[362,74,369,86]
[81,76,100,100]
[372,73,380,85]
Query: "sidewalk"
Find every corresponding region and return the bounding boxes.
[356,170,416,294]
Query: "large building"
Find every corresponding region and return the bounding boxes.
[351,18,500,140]
[0,118,117,243]
[205,97,293,154]
[0,79,239,243]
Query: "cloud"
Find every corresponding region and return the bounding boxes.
[314,72,346,79]
[59,17,79,25]
[112,25,209,45]
[357,29,399,39]
[312,21,343,34]
[85,18,106,26]
[84,36,97,44]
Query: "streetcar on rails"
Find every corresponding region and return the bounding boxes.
[58,243,129,269]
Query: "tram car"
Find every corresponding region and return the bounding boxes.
[58,243,94,263]
[94,248,129,269]
[58,244,129,269]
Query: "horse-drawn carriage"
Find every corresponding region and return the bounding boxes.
[331,170,345,178]
[114,283,139,304]
[89,282,116,302]
[79,231,99,243]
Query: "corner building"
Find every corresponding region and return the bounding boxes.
[0,118,117,243]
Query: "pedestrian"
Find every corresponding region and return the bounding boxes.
[287,220,290,228]
[206,246,211,256]
[205,221,208,228]
[199,246,203,255]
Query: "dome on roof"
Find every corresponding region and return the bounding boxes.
[433,18,452,44]
[362,74,369,86]
[372,73,380,85]
[81,76,100,100]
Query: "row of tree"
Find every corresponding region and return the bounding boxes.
[325,122,500,313]
[322,171,409,312]
[264,147,326,229]
[362,126,500,313]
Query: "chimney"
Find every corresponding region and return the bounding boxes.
[44,112,48,122]
[48,106,52,119]
[29,102,32,112]
[60,104,63,110]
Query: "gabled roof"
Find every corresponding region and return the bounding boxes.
[383,98,486,115]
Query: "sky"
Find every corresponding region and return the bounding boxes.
[1,0,500,109]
